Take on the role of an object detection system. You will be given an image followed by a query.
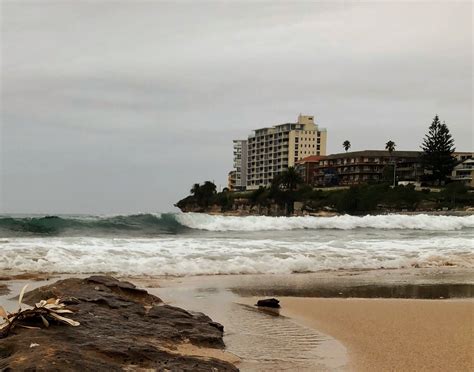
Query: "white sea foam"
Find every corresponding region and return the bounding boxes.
[175,213,474,231]
[1,232,472,276]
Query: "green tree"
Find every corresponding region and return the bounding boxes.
[269,168,304,215]
[216,190,234,211]
[441,182,468,207]
[421,115,456,185]
[277,167,303,191]
[190,183,200,195]
[342,140,351,152]
[200,181,217,198]
[189,181,217,206]
[249,186,267,205]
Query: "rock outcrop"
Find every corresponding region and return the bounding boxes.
[0,276,238,371]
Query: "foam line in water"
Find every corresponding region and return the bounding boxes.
[1,235,472,276]
[176,213,474,231]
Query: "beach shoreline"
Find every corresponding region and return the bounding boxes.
[1,268,473,371]
[131,268,473,371]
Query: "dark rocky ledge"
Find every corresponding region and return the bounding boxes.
[0,276,238,371]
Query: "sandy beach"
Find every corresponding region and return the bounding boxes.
[1,268,473,371]
[131,268,473,371]
[279,297,473,371]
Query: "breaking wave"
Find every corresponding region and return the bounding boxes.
[175,213,474,231]
[0,213,185,237]
[1,235,473,276]
[0,213,473,236]
[1,213,473,275]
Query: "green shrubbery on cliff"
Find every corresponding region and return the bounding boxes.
[176,178,474,215]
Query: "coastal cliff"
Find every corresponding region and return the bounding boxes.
[176,197,336,216]
[176,182,474,216]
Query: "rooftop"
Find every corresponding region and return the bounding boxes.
[324,150,422,160]
[296,155,326,164]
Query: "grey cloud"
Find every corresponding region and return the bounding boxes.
[1,1,472,214]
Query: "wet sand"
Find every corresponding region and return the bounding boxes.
[278,297,473,371]
[138,268,473,371]
[140,277,348,371]
[1,268,473,371]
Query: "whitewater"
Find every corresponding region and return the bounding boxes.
[0,213,473,276]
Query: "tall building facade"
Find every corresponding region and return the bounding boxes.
[232,140,248,190]
[245,115,327,190]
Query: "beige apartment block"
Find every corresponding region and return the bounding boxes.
[244,114,327,190]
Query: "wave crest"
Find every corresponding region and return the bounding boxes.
[0,213,185,236]
[176,213,474,231]
[0,213,473,236]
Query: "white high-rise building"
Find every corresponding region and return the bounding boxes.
[245,114,327,190]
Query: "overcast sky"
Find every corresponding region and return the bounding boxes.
[1,1,472,214]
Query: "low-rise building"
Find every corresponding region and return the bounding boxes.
[453,152,473,162]
[316,150,423,186]
[451,158,474,188]
[295,155,325,185]
[227,170,237,191]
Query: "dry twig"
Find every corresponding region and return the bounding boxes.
[0,284,80,338]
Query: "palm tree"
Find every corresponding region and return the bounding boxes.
[385,140,396,186]
[342,140,351,152]
[385,140,396,154]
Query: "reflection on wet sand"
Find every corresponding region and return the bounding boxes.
[145,281,347,371]
[137,267,473,371]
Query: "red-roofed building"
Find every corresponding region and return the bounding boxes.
[296,155,326,185]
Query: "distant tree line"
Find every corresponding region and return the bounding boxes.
[177,179,472,215]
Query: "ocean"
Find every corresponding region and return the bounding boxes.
[0,213,473,276]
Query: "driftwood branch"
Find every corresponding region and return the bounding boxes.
[0,285,80,339]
